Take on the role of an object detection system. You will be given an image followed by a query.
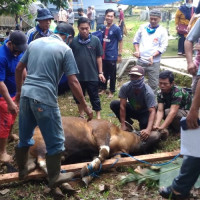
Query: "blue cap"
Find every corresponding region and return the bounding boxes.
[36,8,54,21]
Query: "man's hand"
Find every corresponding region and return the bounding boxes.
[99,74,106,83]
[83,105,93,121]
[186,109,199,129]
[149,56,153,65]
[15,92,21,106]
[187,24,192,32]
[153,125,159,130]
[133,51,140,58]
[140,129,151,141]
[117,55,122,63]
[188,62,197,76]
[7,101,18,115]
[193,43,200,50]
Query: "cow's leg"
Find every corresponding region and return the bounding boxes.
[81,145,110,178]
[37,156,47,174]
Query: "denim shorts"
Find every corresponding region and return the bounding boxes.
[18,97,65,155]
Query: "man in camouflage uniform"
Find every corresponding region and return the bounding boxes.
[153,70,191,133]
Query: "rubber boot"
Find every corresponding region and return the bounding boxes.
[15,146,29,180]
[46,153,75,188]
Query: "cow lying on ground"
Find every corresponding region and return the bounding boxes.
[26,116,167,186]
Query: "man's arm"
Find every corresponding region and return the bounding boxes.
[97,56,105,83]
[159,104,180,130]
[0,82,18,114]
[67,74,93,121]
[185,40,197,75]
[120,98,127,131]
[153,103,164,129]
[187,79,200,129]
[141,107,156,141]
[15,61,27,105]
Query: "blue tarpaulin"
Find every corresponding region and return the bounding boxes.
[118,0,181,6]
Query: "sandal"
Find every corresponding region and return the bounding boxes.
[159,186,190,200]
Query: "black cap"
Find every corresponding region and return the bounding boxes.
[9,30,28,52]
[36,8,54,21]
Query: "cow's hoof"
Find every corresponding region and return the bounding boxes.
[46,187,66,200]
[82,175,93,186]
[81,165,89,177]
[60,182,76,193]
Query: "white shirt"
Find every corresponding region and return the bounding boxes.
[133,23,168,63]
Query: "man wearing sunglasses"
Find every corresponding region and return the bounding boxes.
[0,30,28,162]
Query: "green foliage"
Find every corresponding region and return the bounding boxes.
[40,0,68,9]
[0,0,33,16]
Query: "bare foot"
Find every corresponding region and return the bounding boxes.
[8,133,19,142]
[108,92,114,98]
[0,152,13,163]
[98,90,106,95]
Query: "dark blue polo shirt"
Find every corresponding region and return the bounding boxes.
[0,40,23,97]
[102,24,122,61]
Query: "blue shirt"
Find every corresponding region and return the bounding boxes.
[102,24,122,61]
[27,24,53,44]
[0,40,23,97]
[20,34,79,107]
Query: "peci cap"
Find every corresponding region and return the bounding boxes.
[36,8,54,21]
[9,30,28,52]
[129,65,144,76]
[149,9,161,18]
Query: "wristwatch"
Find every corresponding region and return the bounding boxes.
[118,54,122,57]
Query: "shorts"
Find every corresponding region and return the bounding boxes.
[0,97,17,138]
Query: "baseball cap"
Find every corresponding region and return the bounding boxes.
[9,30,28,52]
[36,8,54,21]
[129,65,144,76]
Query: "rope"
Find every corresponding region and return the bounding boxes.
[114,152,181,167]
[61,152,181,178]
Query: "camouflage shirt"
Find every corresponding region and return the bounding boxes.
[157,85,191,110]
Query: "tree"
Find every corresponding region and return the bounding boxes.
[0,0,34,25]
[40,0,68,9]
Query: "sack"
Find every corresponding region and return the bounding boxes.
[177,24,188,35]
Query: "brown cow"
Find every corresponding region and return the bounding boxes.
[27,116,167,185]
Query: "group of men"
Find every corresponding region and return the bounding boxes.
[58,7,74,26]
[0,5,200,199]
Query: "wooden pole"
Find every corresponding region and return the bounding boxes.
[0,151,180,184]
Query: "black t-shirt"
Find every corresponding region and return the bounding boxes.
[70,34,103,81]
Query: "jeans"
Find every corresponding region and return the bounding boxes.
[101,60,117,93]
[18,97,65,155]
[110,100,149,129]
[172,155,200,196]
